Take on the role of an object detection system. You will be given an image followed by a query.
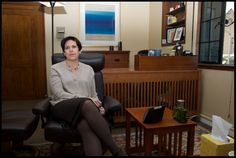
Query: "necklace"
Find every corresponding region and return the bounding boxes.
[65,60,79,71]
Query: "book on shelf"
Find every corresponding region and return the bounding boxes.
[166,15,177,25]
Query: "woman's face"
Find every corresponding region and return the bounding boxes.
[64,40,80,61]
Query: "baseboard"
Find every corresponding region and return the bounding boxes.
[200,114,234,138]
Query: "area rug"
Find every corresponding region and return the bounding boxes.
[110,124,210,156]
[12,125,210,156]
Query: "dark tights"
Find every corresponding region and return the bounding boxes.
[77,100,120,156]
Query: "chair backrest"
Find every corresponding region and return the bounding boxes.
[137,49,149,56]
[51,53,105,102]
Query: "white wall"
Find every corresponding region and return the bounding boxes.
[149,2,162,49]
[200,69,234,125]
[120,2,149,68]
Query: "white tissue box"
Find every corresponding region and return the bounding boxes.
[200,134,234,156]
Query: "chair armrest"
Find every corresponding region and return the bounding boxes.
[32,98,51,117]
[103,96,121,113]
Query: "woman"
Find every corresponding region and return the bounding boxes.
[49,36,126,156]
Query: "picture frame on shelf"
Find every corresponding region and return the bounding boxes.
[173,27,184,41]
[167,28,176,43]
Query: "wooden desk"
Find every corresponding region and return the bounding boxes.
[134,55,198,71]
[82,50,130,68]
[125,107,197,156]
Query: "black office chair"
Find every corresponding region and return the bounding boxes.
[137,49,149,56]
[32,53,121,156]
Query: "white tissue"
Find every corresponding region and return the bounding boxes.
[211,115,232,143]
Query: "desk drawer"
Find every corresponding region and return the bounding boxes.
[82,50,130,68]
[105,54,129,68]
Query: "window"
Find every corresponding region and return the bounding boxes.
[223,2,234,65]
[199,2,234,65]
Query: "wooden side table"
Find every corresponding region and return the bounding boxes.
[125,107,197,156]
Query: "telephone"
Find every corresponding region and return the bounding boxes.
[143,105,165,124]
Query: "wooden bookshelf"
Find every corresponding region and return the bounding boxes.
[162,2,186,46]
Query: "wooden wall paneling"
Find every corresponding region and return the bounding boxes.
[2,2,47,100]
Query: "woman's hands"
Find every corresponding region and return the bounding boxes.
[89,97,102,107]
[89,97,105,115]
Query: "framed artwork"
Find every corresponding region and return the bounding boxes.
[80,2,120,46]
[173,27,184,41]
[167,28,176,43]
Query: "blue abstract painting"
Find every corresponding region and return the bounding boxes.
[85,10,115,35]
[80,2,119,45]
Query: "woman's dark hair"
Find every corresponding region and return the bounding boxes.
[61,36,82,52]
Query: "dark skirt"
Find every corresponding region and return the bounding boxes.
[51,97,90,129]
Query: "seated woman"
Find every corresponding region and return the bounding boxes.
[50,36,126,156]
